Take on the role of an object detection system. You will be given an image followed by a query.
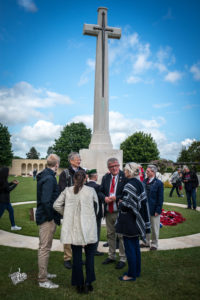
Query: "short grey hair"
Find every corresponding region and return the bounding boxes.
[183,165,189,171]
[68,152,80,162]
[147,164,157,174]
[107,157,119,167]
[47,154,60,167]
[124,162,140,178]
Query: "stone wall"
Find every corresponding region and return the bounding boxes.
[9,159,63,176]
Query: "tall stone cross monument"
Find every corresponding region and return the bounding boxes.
[80,7,123,177]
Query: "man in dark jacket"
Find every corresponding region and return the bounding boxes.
[182,165,199,210]
[59,152,84,269]
[142,165,164,251]
[86,169,103,256]
[99,157,127,269]
[36,154,60,289]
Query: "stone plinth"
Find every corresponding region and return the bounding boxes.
[80,148,123,181]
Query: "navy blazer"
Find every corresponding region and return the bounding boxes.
[99,170,127,216]
[143,177,164,216]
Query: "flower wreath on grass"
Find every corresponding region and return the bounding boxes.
[160,209,186,226]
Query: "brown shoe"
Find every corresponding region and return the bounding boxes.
[150,246,157,251]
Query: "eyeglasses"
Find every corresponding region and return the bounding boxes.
[108,164,120,169]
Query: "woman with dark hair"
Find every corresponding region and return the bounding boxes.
[0,167,22,230]
[53,170,98,294]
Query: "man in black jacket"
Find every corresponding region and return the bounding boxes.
[59,152,84,269]
[86,169,104,256]
[99,158,127,269]
[182,165,199,210]
[36,154,60,289]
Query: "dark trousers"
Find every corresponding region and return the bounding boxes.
[123,236,141,279]
[0,203,15,226]
[95,217,102,251]
[71,243,96,286]
[169,183,180,197]
[186,188,196,209]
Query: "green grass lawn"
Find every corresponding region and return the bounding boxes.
[0,177,199,241]
[0,245,199,300]
[0,203,199,241]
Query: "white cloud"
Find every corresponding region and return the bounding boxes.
[17,0,38,12]
[153,103,172,109]
[0,82,73,125]
[12,120,63,158]
[78,58,95,86]
[164,71,183,83]
[133,44,152,74]
[181,138,196,148]
[126,76,142,84]
[190,62,200,81]
[109,30,180,83]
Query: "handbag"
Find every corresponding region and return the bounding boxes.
[115,208,138,236]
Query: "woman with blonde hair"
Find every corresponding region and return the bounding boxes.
[53,170,98,294]
[115,162,151,281]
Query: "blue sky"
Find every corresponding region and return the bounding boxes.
[0,0,200,161]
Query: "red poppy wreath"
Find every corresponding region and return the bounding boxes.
[160,209,186,226]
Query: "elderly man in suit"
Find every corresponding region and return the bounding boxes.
[99,157,127,269]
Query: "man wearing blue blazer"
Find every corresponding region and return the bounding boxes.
[142,164,164,250]
[99,158,127,269]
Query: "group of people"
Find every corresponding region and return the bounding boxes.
[0,154,198,294]
[169,166,199,210]
[35,152,164,293]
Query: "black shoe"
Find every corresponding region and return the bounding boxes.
[64,260,72,269]
[76,285,85,294]
[102,258,115,265]
[95,251,104,256]
[140,244,150,248]
[150,246,157,251]
[115,261,126,269]
[85,284,93,293]
[103,242,109,247]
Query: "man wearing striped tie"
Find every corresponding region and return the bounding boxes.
[99,158,127,269]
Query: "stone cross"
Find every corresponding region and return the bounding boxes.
[83,7,121,150]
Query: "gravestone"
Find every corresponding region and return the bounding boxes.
[80,7,123,177]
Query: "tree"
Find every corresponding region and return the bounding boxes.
[177,141,200,162]
[52,122,91,168]
[0,123,13,166]
[120,131,159,164]
[26,147,40,159]
[46,146,54,158]
[177,147,191,162]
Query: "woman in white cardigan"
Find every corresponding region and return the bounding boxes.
[53,170,98,294]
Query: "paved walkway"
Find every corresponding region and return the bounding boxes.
[0,201,200,252]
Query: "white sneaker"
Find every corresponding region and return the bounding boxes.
[11,225,22,231]
[39,280,59,289]
[47,273,57,279]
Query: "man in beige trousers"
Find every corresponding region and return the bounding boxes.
[36,154,61,289]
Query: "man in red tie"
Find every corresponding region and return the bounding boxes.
[99,158,127,269]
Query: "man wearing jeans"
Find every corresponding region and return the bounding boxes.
[142,165,163,251]
[36,154,61,289]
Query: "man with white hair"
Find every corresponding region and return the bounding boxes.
[99,157,127,269]
[182,165,199,210]
[141,164,164,250]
